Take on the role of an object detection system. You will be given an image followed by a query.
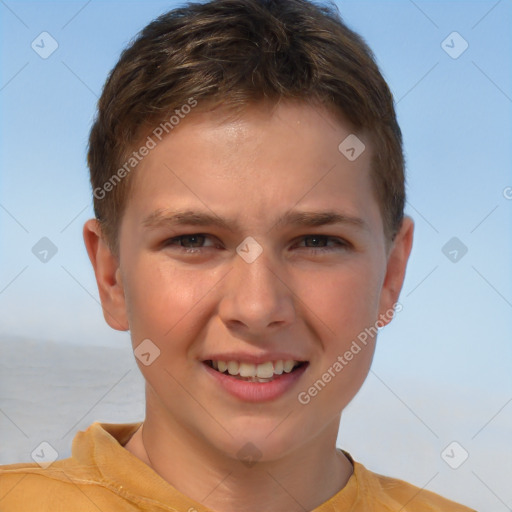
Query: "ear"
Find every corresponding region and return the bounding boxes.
[83,219,129,331]
[377,216,414,326]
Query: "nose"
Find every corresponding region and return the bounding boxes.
[217,247,296,337]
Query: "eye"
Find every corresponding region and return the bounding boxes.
[161,233,350,255]
[163,234,217,252]
[296,235,349,253]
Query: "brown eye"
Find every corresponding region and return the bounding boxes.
[177,235,206,248]
[303,235,329,248]
[163,233,215,250]
[296,235,350,254]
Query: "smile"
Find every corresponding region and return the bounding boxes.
[204,359,306,382]
[201,358,309,401]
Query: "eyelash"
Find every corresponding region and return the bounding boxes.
[162,233,350,254]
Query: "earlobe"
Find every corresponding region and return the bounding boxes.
[83,219,129,331]
[378,216,414,326]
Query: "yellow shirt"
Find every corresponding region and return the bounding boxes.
[0,422,475,511]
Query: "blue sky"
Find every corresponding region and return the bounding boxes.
[1,1,511,508]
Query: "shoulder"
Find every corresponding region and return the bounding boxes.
[354,460,477,511]
[0,421,144,511]
[0,458,109,511]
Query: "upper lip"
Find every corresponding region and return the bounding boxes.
[202,352,308,364]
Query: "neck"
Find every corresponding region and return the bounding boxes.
[125,416,353,512]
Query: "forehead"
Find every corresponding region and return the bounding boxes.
[123,100,381,235]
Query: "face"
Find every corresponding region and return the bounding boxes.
[85,100,413,462]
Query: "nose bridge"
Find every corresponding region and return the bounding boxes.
[237,248,278,297]
[219,243,295,331]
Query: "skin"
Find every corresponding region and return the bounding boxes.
[84,100,413,512]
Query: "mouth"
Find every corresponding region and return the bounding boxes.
[203,359,308,383]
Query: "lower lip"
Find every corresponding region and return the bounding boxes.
[202,362,308,403]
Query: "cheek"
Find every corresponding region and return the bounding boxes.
[123,255,219,346]
[299,259,384,341]
[124,258,219,394]
[295,265,381,419]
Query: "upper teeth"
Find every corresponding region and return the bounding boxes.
[211,360,300,378]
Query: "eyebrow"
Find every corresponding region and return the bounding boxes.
[142,208,369,232]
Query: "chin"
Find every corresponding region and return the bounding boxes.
[211,417,316,464]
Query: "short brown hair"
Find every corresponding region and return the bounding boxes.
[87,0,405,254]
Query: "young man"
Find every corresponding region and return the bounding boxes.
[0,0,476,510]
